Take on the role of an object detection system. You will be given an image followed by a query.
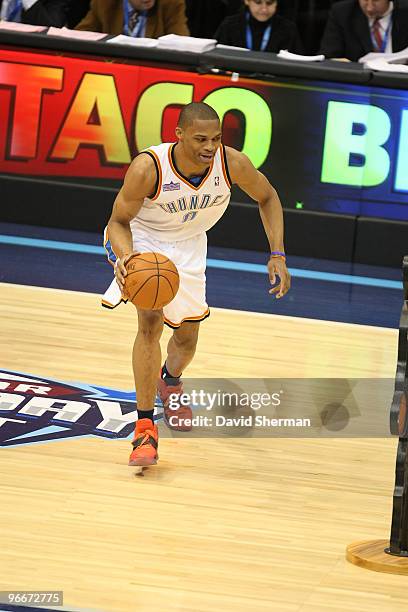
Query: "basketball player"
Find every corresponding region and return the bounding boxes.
[102,102,290,467]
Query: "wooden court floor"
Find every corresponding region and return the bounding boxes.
[0,283,406,612]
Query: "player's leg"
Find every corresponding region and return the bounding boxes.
[158,321,200,431]
[133,308,164,409]
[129,308,163,467]
[166,321,200,377]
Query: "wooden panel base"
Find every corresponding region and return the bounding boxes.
[0,284,403,612]
[346,540,408,575]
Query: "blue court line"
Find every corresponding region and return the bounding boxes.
[0,234,402,290]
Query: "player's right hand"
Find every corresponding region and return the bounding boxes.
[114,252,138,298]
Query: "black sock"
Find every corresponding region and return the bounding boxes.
[137,409,154,423]
[161,362,181,386]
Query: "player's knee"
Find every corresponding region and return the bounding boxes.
[137,310,163,340]
[173,329,199,353]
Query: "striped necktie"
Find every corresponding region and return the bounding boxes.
[372,18,384,51]
[128,10,139,34]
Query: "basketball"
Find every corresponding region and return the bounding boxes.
[124,252,180,310]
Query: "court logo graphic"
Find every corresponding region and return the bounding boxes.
[0,370,160,447]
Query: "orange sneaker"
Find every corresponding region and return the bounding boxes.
[157,374,193,432]
[128,418,158,466]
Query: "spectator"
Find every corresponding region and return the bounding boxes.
[0,0,68,26]
[215,0,304,54]
[320,0,408,62]
[186,0,241,39]
[76,0,189,37]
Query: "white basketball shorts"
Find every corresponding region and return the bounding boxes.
[102,224,210,328]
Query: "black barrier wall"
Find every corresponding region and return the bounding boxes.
[2,174,407,266]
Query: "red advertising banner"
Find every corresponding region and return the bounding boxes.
[2,46,407,220]
[0,49,269,179]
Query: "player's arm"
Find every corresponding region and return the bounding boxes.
[226,147,290,299]
[107,153,157,293]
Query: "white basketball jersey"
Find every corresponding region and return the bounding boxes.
[130,142,232,241]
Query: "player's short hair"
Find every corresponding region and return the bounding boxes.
[178,103,220,128]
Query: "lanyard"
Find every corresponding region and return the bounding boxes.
[123,0,147,37]
[245,12,272,51]
[370,18,391,52]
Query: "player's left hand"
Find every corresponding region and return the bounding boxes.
[268,257,291,299]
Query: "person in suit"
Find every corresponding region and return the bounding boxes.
[0,0,69,26]
[76,0,189,37]
[215,0,304,54]
[320,0,408,61]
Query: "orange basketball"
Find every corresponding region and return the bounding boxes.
[124,252,180,310]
